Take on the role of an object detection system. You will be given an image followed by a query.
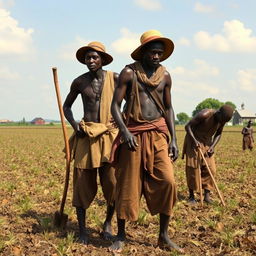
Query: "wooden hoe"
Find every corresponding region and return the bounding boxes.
[52,67,71,228]
[198,147,226,207]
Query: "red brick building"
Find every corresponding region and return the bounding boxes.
[31,117,45,125]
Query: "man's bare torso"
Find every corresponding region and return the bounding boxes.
[75,71,106,123]
[132,73,166,121]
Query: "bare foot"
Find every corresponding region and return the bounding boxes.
[204,192,213,204]
[101,221,114,240]
[158,236,184,254]
[188,197,197,204]
[109,240,124,253]
[204,197,213,204]
[78,232,89,245]
[101,231,114,241]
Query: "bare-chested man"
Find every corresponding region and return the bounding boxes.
[242,120,254,151]
[109,30,183,253]
[182,105,234,204]
[63,42,118,244]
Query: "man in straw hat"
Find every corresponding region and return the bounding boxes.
[109,30,184,253]
[241,120,254,151]
[63,41,119,244]
[182,105,234,204]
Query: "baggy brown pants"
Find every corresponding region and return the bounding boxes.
[115,131,177,221]
[72,164,116,209]
[185,155,216,191]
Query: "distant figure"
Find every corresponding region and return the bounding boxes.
[242,120,254,151]
[182,105,234,204]
[63,41,118,244]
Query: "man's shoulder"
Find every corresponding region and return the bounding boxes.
[71,73,89,89]
[120,65,134,80]
[192,109,213,122]
[74,72,88,82]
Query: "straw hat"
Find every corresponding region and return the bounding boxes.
[76,41,113,66]
[131,30,174,61]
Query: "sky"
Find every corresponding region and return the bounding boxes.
[0,0,255,121]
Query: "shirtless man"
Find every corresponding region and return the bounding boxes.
[109,30,183,253]
[242,120,254,151]
[63,42,118,244]
[182,105,234,203]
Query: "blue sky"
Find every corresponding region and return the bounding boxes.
[0,0,255,121]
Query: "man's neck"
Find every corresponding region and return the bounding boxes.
[141,61,159,78]
[89,68,103,80]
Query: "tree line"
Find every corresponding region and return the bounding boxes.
[176,98,236,124]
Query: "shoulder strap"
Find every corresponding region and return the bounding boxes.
[142,84,167,118]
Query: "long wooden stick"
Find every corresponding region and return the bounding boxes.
[198,148,225,206]
[52,67,71,215]
[197,151,203,207]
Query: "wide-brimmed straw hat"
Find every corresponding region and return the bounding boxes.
[131,30,174,61]
[76,41,113,66]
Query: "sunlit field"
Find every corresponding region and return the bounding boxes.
[0,126,255,256]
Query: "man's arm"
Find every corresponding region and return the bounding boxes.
[207,123,225,156]
[163,71,178,161]
[251,128,254,142]
[111,67,138,151]
[241,127,247,135]
[113,72,119,88]
[185,109,211,148]
[63,79,83,136]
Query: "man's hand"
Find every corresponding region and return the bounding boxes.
[75,124,86,138]
[168,141,179,162]
[207,146,214,157]
[110,117,118,128]
[121,130,138,151]
[193,139,201,148]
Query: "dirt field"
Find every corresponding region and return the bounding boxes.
[0,126,255,256]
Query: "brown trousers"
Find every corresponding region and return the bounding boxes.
[72,164,116,209]
[185,155,216,191]
[115,131,177,221]
[243,136,253,150]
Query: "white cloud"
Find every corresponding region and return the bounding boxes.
[194,20,256,53]
[194,2,215,13]
[236,69,256,92]
[111,28,140,55]
[0,8,34,56]
[0,65,20,80]
[0,0,15,8]
[171,59,219,78]
[133,0,162,11]
[178,37,191,46]
[169,59,220,95]
[58,36,90,60]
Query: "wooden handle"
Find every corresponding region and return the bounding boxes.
[197,152,203,207]
[52,67,71,214]
[198,148,225,206]
[52,67,70,162]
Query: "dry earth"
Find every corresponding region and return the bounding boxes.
[0,126,255,256]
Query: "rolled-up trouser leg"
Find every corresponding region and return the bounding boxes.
[99,163,116,206]
[72,168,98,209]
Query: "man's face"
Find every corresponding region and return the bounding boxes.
[215,110,232,124]
[142,41,165,68]
[84,50,102,71]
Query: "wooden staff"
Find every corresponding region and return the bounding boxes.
[198,147,225,206]
[52,67,70,228]
[197,151,204,207]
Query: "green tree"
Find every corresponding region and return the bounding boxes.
[192,98,223,116]
[176,112,190,124]
[224,101,236,110]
